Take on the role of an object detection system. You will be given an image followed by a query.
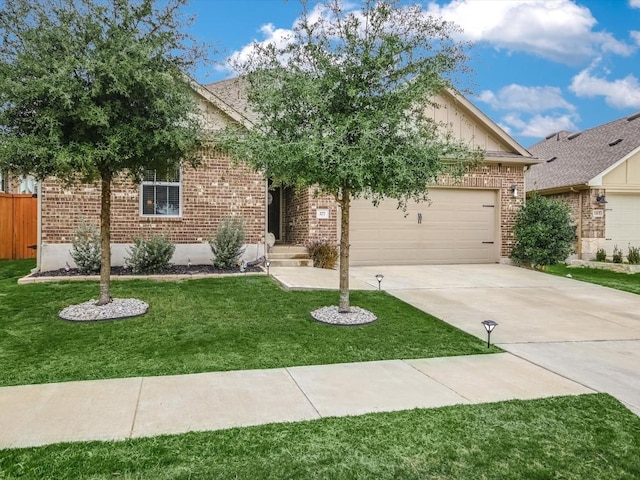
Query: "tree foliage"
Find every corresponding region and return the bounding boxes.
[511,194,575,268]
[0,0,204,304]
[217,0,481,311]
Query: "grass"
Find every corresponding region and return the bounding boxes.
[0,260,497,387]
[546,264,640,295]
[1,394,639,479]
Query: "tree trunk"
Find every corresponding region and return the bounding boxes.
[338,186,350,313]
[97,173,112,306]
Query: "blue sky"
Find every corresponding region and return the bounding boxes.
[183,0,640,148]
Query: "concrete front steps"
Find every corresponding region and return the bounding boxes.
[268,245,311,267]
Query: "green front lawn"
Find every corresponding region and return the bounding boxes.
[0,260,497,387]
[546,264,640,295]
[1,394,639,479]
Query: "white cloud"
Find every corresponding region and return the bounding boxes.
[477,84,575,113]
[501,113,579,138]
[223,23,295,72]
[426,0,635,63]
[631,31,640,46]
[630,0,640,9]
[570,66,640,108]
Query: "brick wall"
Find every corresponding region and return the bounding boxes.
[283,187,309,245]
[545,188,606,258]
[41,148,265,245]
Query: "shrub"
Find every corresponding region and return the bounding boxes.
[510,194,575,268]
[307,240,339,269]
[612,245,623,264]
[70,220,101,273]
[210,217,245,268]
[627,245,640,265]
[595,248,607,262]
[124,235,175,273]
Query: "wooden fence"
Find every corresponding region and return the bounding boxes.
[0,193,37,260]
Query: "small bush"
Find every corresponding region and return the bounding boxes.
[70,220,101,273]
[510,194,575,268]
[125,235,175,273]
[210,217,245,268]
[612,245,623,264]
[627,245,640,265]
[594,248,607,262]
[307,240,339,269]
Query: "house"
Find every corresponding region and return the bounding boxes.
[36,78,537,271]
[527,112,640,260]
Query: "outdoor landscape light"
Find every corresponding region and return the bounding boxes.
[375,274,384,290]
[481,320,498,348]
[265,260,271,276]
[510,184,518,198]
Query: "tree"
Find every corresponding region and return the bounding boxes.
[0,0,204,304]
[511,194,575,268]
[217,0,481,312]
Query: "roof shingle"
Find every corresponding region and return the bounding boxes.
[526,113,640,191]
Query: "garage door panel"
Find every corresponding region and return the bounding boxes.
[604,194,640,253]
[350,189,498,265]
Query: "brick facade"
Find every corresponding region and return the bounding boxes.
[545,188,606,259]
[40,149,266,268]
[278,162,522,258]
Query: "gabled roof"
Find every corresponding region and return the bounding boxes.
[441,88,532,160]
[204,77,259,126]
[188,77,255,129]
[204,77,535,164]
[526,112,640,192]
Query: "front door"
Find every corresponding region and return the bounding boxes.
[268,185,282,241]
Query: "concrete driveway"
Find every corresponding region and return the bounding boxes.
[348,264,640,415]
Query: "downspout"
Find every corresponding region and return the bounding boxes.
[264,177,269,257]
[577,193,583,259]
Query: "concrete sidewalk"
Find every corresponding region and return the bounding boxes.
[0,353,593,449]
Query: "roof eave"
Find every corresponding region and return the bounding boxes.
[188,77,255,130]
[588,144,640,187]
[443,88,533,158]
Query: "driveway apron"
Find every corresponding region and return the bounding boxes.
[350,264,640,416]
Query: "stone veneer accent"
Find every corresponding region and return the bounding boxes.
[545,188,606,259]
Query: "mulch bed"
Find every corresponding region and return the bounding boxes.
[32,264,263,277]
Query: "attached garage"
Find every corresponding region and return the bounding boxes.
[604,194,640,252]
[349,188,499,266]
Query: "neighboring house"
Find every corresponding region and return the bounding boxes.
[0,170,37,194]
[0,171,37,260]
[527,112,640,260]
[37,78,537,271]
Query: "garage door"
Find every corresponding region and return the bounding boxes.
[604,194,640,254]
[349,188,499,265]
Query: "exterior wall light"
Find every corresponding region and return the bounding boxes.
[596,195,607,204]
[375,274,384,290]
[510,184,518,198]
[481,320,498,348]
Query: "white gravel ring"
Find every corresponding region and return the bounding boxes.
[311,306,377,326]
[59,298,149,322]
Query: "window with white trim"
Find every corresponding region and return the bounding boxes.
[140,168,181,216]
